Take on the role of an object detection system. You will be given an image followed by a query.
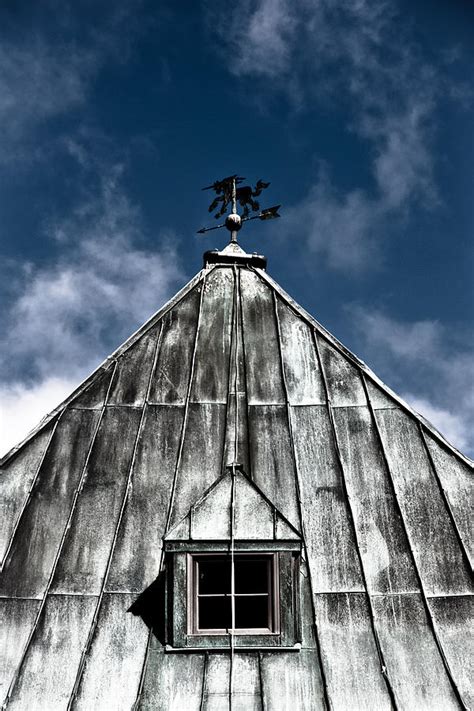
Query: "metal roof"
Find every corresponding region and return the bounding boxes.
[0,251,472,710]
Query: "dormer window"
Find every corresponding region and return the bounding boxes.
[189,553,279,634]
[161,466,302,651]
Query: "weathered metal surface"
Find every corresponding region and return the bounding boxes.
[172,553,187,648]
[51,407,142,594]
[0,409,100,598]
[168,469,294,542]
[276,297,325,405]
[72,593,148,710]
[228,654,262,711]
[223,393,250,470]
[298,560,317,648]
[279,551,296,647]
[106,405,185,593]
[290,406,363,593]
[201,654,231,711]
[240,268,285,405]
[365,380,398,410]
[0,598,40,706]
[191,472,232,539]
[332,406,418,594]
[137,638,205,710]
[7,594,97,710]
[108,324,160,406]
[428,595,474,708]
[0,422,54,563]
[248,405,299,527]
[375,408,472,596]
[1,261,471,709]
[260,650,326,710]
[314,593,392,710]
[168,402,226,530]
[424,432,473,564]
[190,267,234,404]
[223,274,250,470]
[202,653,262,711]
[71,364,115,409]
[234,471,275,540]
[148,286,202,404]
[372,593,460,710]
[317,335,366,407]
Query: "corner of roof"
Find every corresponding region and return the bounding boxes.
[251,266,474,469]
[0,266,210,468]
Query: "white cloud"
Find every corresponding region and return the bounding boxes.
[0,377,78,457]
[349,305,474,456]
[278,174,379,270]
[210,0,458,271]
[0,164,186,456]
[226,0,297,78]
[400,394,470,454]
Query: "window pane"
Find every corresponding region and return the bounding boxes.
[198,596,231,630]
[234,558,269,593]
[235,595,270,629]
[198,558,231,594]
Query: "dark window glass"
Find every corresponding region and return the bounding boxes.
[235,596,269,629]
[198,559,231,594]
[198,596,231,630]
[234,558,269,593]
[193,554,275,632]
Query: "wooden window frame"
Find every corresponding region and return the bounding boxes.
[163,541,302,651]
[187,552,280,636]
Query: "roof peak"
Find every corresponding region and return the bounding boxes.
[203,239,267,269]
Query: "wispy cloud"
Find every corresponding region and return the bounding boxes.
[0,2,142,164]
[348,305,474,455]
[210,0,464,271]
[0,37,96,164]
[0,161,185,455]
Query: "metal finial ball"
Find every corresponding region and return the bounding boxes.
[225,213,242,232]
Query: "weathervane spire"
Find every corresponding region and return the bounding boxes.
[198,175,281,245]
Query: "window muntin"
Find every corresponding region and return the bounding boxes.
[189,553,278,635]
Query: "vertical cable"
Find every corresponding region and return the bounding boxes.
[229,463,236,711]
[199,652,209,711]
[269,288,331,710]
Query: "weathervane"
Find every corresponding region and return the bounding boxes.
[197,175,281,244]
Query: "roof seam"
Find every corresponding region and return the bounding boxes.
[362,372,468,710]
[2,360,118,709]
[314,329,400,710]
[418,425,473,573]
[0,416,59,572]
[272,289,331,711]
[0,267,210,468]
[253,266,473,468]
[66,319,165,708]
[162,274,207,540]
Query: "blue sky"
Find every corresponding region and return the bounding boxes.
[0,0,473,457]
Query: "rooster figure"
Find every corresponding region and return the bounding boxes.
[204,176,271,219]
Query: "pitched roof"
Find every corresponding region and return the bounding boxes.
[164,466,301,543]
[0,252,472,709]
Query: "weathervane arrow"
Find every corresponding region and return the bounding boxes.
[197,175,281,243]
